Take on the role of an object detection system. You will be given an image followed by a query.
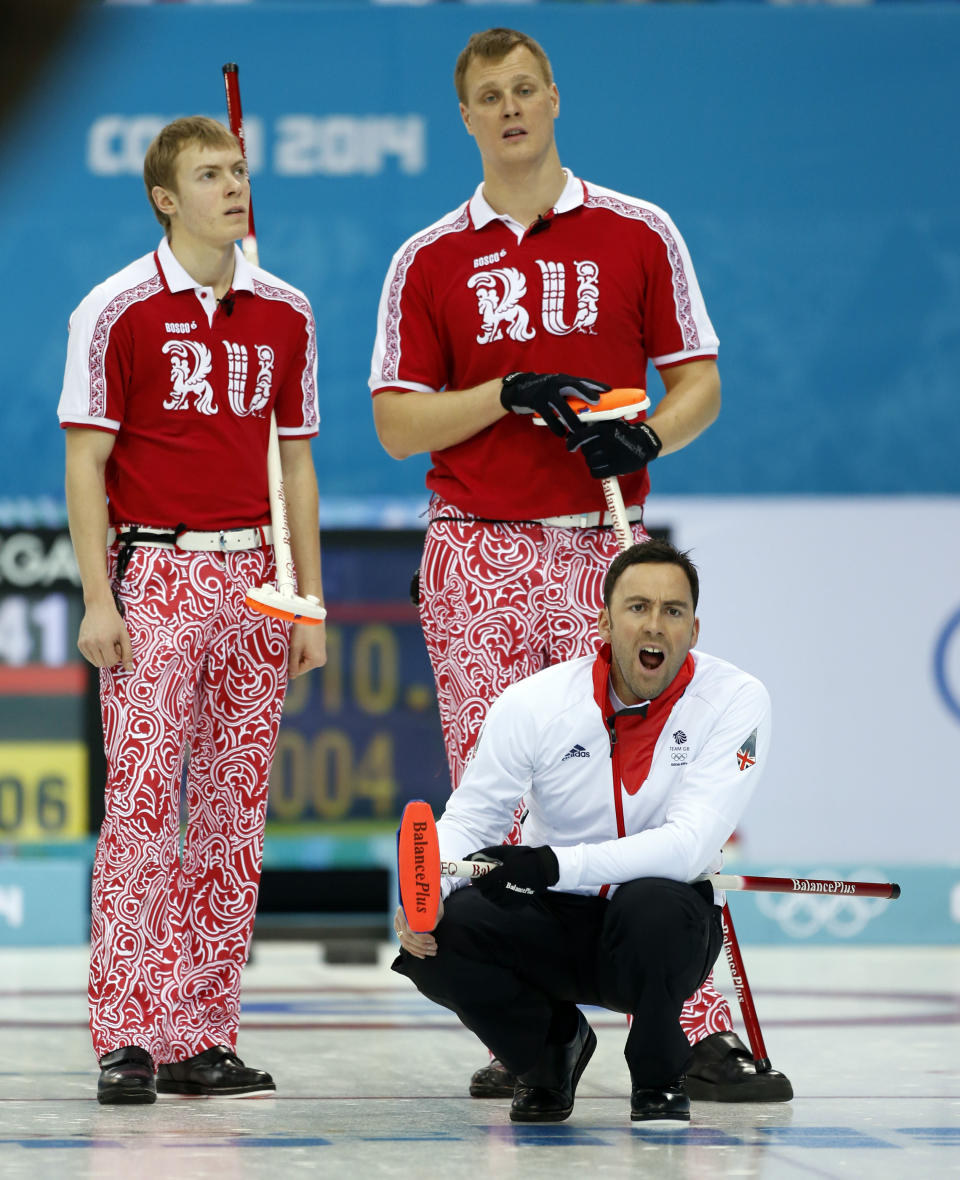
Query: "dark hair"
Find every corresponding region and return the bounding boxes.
[454,28,554,104]
[602,540,700,611]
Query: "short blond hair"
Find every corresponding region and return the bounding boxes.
[454,28,554,104]
[143,116,241,231]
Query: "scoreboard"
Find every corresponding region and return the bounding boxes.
[0,528,90,843]
[269,531,450,827]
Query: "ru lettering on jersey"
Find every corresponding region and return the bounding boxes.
[161,338,275,417]
[468,260,600,344]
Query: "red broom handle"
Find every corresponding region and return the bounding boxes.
[712,874,900,899]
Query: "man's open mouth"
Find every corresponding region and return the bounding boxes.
[639,646,665,671]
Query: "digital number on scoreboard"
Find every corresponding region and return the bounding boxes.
[0,743,88,841]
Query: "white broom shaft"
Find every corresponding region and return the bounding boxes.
[602,476,634,553]
[439,860,495,879]
[266,414,296,597]
[243,226,299,600]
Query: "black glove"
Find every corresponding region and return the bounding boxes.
[566,418,662,478]
[466,844,560,907]
[500,372,610,437]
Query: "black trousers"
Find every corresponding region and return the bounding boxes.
[394,877,724,1089]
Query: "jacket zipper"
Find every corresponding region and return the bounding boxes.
[599,714,627,899]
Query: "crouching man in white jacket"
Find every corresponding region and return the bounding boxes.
[393,539,776,1126]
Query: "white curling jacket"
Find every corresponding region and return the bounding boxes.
[436,645,770,904]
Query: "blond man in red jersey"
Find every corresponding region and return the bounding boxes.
[60,117,325,1104]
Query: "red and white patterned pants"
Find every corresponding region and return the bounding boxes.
[89,544,289,1063]
[418,497,734,1047]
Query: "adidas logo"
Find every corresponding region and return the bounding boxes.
[561,744,590,762]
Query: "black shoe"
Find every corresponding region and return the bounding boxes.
[630,1080,690,1123]
[97,1046,156,1105]
[156,1045,276,1097]
[470,1058,517,1099]
[509,1011,597,1123]
[685,1031,793,1102]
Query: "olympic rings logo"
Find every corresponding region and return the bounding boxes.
[754,869,893,938]
[934,606,960,726]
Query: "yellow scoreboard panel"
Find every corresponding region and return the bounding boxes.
[0,742,88,841]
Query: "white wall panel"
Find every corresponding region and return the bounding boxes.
[645,497,960,862]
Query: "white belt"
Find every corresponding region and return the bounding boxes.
[536,506,645,529]
[108,526,273,552]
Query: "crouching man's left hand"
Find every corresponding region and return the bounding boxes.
[467,845,560,907]
[394,901,444,959]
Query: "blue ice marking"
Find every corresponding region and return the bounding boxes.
[0,1139,125,1150]
[758,1126,896,1149]
[898,1128,960,1145]
[630,1127,741,1145]
[488,1124,611,1146]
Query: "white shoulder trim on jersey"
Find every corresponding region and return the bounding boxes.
[370,379,437,397]
[652,345,718,369]
[276,423,318,438]
[248,261,310,303]
[251,276,319,432]
[58,414,123,434]
[59,252,163,423]
[370,201,471,390]
[582,181,719,357]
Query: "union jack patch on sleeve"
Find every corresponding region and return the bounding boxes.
[736,729,757,771]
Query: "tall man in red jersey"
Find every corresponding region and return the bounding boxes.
[59,117,326,1105]
[370,29,790,1102]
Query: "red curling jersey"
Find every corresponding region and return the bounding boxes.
[58,239,319,530]
[369,171,718,520]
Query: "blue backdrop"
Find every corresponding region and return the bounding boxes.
[1,2,958,520]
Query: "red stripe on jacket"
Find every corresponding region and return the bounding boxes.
[591,643,695,895]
